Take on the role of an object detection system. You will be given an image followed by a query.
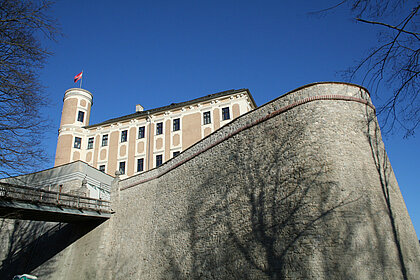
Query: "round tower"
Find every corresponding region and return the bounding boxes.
[54,88,93,166]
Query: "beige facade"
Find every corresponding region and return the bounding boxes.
[55,88,256,178]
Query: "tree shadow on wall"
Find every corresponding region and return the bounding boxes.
[0,218,102,279]
[363,104,410,280]
[160,120,363,279]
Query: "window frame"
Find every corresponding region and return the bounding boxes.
[156,122,163,135]
[87,137,94,149]
[137,158,144,172]
[203,111,211,125]
[222,107,230,121]
[121,130,128,143]
[156,154,163,167]
[101,134,108,147]
[77,111,85,122]
[74,137,82,149]
[173,118,180,131]
[119,161,126,174]
[138,126,145,139]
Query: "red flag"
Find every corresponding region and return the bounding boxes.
[74,71,83,83]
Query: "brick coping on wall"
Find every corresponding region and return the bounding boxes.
[120,82,375,191]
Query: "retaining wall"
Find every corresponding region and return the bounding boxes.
[2,82,419,279]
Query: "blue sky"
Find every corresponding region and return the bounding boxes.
[38,1,418,237]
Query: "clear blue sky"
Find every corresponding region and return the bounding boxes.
[38,0,418,238]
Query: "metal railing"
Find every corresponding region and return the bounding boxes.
[0,182,111,213]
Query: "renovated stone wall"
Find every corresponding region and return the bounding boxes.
[1,82,419,279]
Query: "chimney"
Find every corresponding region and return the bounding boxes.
[136,104,144,112]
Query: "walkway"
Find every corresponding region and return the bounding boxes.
[0,182,112,222]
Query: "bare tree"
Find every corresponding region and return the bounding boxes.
[315,0,419,137]
[0,0,59,177]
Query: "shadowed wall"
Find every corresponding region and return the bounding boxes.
[2,82,419,279]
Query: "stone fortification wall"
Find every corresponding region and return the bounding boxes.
[2,82,419,279]
[106,82,419,279]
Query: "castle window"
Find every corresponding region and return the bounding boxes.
[74,137,81,149]
[137,158,144,172]
[173,118,180,131]
[156,122,163,135]
[138,126,145,139]
[119,161,126,174]
[102,134,108,146]
[156,154,163,167]
[203,111,211,125]
[121,130,128,142]
[87,137,94,149]
[99,165,106,172]
[173,151,180,157]
[222,107,230,120]
[77,111,85,122]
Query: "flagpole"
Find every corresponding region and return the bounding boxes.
[80,70,83,89]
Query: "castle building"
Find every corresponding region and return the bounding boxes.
[55,88,257,178]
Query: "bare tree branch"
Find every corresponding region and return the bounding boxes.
[315,1,420,136]
[356,18,420,39]
[0,0,60,177]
